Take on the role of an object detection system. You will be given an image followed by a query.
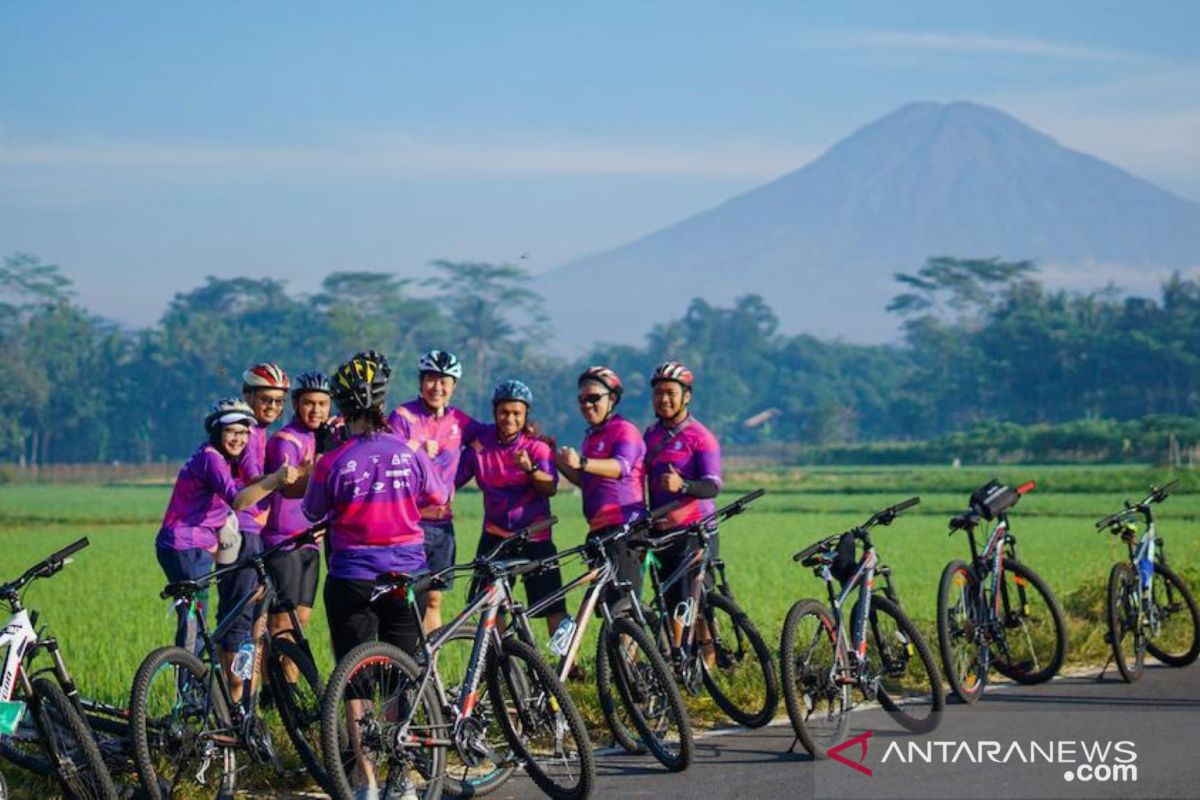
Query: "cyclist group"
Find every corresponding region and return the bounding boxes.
[153,348,723,710]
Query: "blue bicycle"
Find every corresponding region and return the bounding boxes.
[1098,480,1200,682]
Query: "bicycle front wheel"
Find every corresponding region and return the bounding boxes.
[779,599,847,757]
[266,637,327,790]
[594,617,647,755]
[699,593,778,729]
[320,641,445,800]
[129,646,231,800]
[1106,562,1145,683]
[991,558,1067,685]
[486,638,594,800]
[936,560,987,703]
[1145,561,1200,667]
[605,617,693,772]
[865,596,943,733]
[30,677,118,800]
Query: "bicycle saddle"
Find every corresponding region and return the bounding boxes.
[160,579,206,600]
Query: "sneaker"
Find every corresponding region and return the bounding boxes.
[567,663,588,682]
[385,774,419,800]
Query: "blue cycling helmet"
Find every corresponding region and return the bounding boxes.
[492,379,533,407]
[292,370,331,397]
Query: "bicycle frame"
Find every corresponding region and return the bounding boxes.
[960,515,1026,623]
[517,555,618,683]
[815,544,880,666]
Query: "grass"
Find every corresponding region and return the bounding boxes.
[1,465,1197,795]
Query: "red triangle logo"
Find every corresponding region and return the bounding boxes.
[828,731,873,776]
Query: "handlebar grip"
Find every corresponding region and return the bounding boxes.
[893,496,920,513]
[1095,512,1124,530]
[1016,481,1036,495]
[50,537,89,563]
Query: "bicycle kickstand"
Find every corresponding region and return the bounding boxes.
[1094,654,1113,682]
[787,734,802,755]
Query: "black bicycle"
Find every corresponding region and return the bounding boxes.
[1097,479,1200,682]
[129,525,328,799]
[0,538,119,799]
[783,498,943,756]
[936,479,1067,703]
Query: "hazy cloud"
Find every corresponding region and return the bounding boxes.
[809,29,1138,62]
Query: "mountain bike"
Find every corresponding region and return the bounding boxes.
[783,497,943,756]
[936,479,1067,703]
[1097,479,1199,682]
[320,517,595,800]
[129,525,328,799]
[1,537,119,799]
[601,489,776,748]
[480,507,693,776]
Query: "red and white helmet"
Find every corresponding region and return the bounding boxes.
[651,361,694,389]
[242,363,290,392]
[577,365,623,401]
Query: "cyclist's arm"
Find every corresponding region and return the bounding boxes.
[233,466,290,510]
[528,441,557,497]
[685,437,722,499]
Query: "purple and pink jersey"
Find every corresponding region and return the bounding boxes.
[156,443,242,552]
[263,418,317,548]
[456,426,557,541]
[580,415,646,531]
[388,400,478,522]
[235,423,269,535]
[644,416,723,529]
[303,432,449,581]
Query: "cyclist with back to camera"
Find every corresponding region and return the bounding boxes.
[388,350,479,633]
[644,361,723,659]
[155,398,298,656]
[304,351,448,800]
[557,366,647,609]
[456,379,568,637]
[263,371,331,642]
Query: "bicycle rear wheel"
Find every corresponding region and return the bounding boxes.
[936,560,987,703]
[485,638,594,800]
[1145,561,1200,667]
[865,596,943,733]
[779,599,847,757]
[320,641,445,800]
[129,646,231,800]
[605,617,693,772]
[1106,562,1145,683]
[991,559,1066,685]
[699,593,778,729]
[266,637,327,790]
[31,677,118,800]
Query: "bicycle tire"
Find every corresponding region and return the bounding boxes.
[594,618,647,755]
[699,593,779,729]
[129,646,231,800]
[485,637,594,800]
[605,617,693,772]
[1145,561,1200,667]
[265,637,327,790]
[438,625,517,798]
[1106,562,1145,683]
[0,692,52,775]
[319,641,445,800]
[30,677,119,800]
[779,599,847,757]
[865,595,943,733]
[991,558,1067,685]
[936,560,987,703]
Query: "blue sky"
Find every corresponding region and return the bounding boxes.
[3,1,1198,325]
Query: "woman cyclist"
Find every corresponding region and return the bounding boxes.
[556,366,647,606]
[262,371,331,642]
[387,350,479,632]
[155,398,298,656]
[456,379,567,637]
[643,361,723,655]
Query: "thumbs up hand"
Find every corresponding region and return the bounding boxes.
[661,463,686,493]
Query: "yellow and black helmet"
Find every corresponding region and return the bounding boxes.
[331,351,391,415]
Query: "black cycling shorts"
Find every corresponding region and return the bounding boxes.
[475,533,567,618]
[265,547,320,612]
[324,576,425,662]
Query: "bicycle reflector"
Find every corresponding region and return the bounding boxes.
[0,700,25,735]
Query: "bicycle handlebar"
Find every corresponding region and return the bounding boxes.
[792,496,920,562]
[645,489,767,550]
[1094,479,1181,530]
[159,523,327,599]
[1,537,90,599]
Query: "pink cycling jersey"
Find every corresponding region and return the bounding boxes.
[456,425,557,541]
[388,399,479,521]
[262,417,317,548]
[580,414,646,531]
[157,443,241,552]
[644,416,723,529]
[303,431,448,581]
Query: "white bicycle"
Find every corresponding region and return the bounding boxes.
[1,537,117,799]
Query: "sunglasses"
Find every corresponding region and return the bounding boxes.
[578,392,609,405]
[256,397,286,407]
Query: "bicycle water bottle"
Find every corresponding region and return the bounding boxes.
[1137,554,1154,589]
[232,640,256,680]
[549,616,576,657]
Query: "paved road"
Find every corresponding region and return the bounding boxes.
[492,661,1200,800]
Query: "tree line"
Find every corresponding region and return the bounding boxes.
[2,253,1198,467]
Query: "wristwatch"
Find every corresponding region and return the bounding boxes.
[680,478,692,495]
[524,464,538,475]
[579,456,589,472]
